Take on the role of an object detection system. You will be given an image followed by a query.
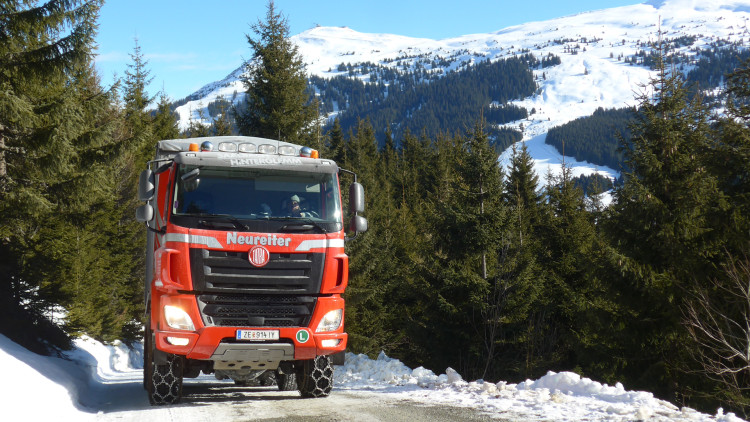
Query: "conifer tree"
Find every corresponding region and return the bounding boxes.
[428,121,507,376]
[49,41,154,343]
[343,121,407,355]
[86,39,165,342]
[122,38,155,164]
[326,117,346,165]
[186,108,210,138]
[483,141,546,380]
[538,165,609,374]
[395,128,432,209]
[211,97,233,136]
[613,64,719,285]
[235,0,314,141]
[606,53,722,399]
[382,128,398,171]
[504,143,542,245]
[152,91,180,141]
[0,0,106,349]
[346,118,378,178]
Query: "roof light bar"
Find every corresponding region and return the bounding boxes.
[218,142,237,152]
[258,144,276,154]
[239,143,257,153]
[278,145,296,156]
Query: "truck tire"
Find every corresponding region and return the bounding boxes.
[296,355,333,398]
[276,371,297,391]
[148,352,184,405]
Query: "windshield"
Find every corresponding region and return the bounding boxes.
[171,165,342,232]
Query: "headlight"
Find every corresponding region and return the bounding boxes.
[164,305,195,331]
[316,309,343,332]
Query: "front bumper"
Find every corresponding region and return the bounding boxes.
[153,295,347,361]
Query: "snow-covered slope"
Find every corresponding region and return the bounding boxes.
[1,334,744,421]
[175,0,750,185]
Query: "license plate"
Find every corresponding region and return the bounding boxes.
[236,330,280,341]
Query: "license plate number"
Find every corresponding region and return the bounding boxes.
[236,330,279,341]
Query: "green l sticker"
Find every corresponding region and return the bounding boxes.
[296,330,309,343]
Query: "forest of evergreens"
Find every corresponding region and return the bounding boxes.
[2,0,750,416]
[545,107,634,171]
[309,54,539,151]
[310,54,540,150]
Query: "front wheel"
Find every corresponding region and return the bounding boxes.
[296,355,333,398]
[148,351,184,405]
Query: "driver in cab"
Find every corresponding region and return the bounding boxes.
[287,195,315,218]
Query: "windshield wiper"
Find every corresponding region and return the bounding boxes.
[265,217,328,233]
[194,213,250,231]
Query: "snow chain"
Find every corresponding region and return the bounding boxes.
[298,355,334,398]
[150,354,183,405]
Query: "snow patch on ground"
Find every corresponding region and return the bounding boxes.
[335,351,743,422]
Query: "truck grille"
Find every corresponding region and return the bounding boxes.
[198,294,316,327]
[189,248,324,294]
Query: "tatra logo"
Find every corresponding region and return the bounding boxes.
[248,245,270,267]
[226,232,292,247]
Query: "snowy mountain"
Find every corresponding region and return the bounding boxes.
[174,0,750,185]
[3,334,744,421]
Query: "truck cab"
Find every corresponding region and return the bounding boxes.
[136,136,366,404]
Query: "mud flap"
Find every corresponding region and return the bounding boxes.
[330,350,345,366]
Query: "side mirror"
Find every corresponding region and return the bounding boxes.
[136,204,154,223]
[138,169,154,201]
[349,215,368,234]
[349,182,365,214]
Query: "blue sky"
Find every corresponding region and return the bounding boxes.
[95,0,641,101]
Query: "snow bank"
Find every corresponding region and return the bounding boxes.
[0,335,94,420]
[336,351,746,422]
[0,334,145,421]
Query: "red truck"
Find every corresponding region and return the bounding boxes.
[135,136,367,404]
